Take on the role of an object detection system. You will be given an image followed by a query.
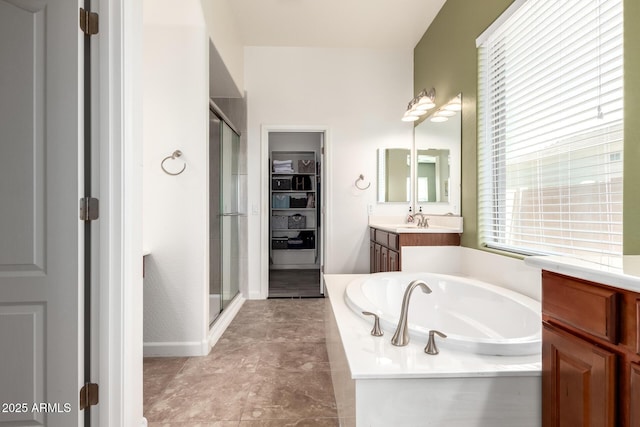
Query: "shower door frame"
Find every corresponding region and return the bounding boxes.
[259,124,332,299]
[209,105,242,324]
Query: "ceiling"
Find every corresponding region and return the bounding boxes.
[226,0,447,49]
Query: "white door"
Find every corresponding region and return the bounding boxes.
[0,0,84,426]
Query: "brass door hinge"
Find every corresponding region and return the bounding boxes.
[79,8,99,36]
[79,383,99,410]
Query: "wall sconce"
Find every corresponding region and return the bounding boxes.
[429,94,462,123]
[401,88,436,122]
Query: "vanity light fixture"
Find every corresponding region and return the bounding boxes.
[443,95,462,111]
[429,95,462,122]
[414,88,436,110]
[402,88,436,121]
[401,108,421,122]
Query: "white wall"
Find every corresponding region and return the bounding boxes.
[200,0,244,93]
[142,0,210,356]
[245,47,415,296]
[402,247,542,301]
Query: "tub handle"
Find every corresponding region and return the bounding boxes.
[362,311,384,337]
[425,330,447,355]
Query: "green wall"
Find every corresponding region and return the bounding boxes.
[414,0,639,254]
[624,0,640,254]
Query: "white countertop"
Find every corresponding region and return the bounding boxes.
[369,224,462,234]
[324,274,541,379]
[368,215,463,234]
[524,255,640,293]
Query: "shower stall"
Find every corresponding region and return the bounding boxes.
[209,109,241,325]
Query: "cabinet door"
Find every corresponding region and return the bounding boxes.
[543,323,616,427]
[631,363,640,427]
[389,249,399,272]
[380,246,389,272]
[369,240,375,274]
[373,243,382,273]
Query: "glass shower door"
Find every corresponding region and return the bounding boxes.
[220,122,240,311]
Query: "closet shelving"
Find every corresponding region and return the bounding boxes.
[270,150,318,269]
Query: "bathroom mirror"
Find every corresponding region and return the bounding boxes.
[413,94,461,214]
[377,148,411,203]
[416,149,450,203]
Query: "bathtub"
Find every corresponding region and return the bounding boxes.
[345,272,541,356]
[324,273,541,427]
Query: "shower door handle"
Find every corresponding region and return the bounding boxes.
[219,212,243,216]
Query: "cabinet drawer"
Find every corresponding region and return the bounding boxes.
[370,228,375,241]
[543,272,619,344]
[375,230,388,246]
[388,233,399,250]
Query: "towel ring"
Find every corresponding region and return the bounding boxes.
[161,150,186,176]
[355,174,371,190]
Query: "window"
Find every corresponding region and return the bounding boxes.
[477,0,624,259]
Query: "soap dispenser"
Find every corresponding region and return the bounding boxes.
[407,206,414,223]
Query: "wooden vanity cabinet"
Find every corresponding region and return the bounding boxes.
[542,271,640,427]
[368,227,460,273]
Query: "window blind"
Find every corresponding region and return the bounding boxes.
[477,0,623,259]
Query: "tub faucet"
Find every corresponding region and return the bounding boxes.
[414,213,429,228]
[391,280,432,346]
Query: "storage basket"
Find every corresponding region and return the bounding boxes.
[288,214,306,229]
[292,175,312,191]
[306,193,315,208]
[287,237,304,249]
[272,238,288,250]
[272,177,291,190]
[298,159,315,174]
[272,215,288,229]
[272,194,290,209]
[298,230,315,249]
[289,196,307,208]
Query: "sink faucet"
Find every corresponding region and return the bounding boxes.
[391,280,432,346]
[413,213,429,228]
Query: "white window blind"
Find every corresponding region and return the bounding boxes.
[477,0,623,259]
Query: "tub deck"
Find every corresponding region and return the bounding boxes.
[324,274,541,427]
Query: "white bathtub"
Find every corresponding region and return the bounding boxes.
[345,272,541,356]
[325,273,542,427]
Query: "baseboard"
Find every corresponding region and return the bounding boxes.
[248,289,267,300]
[143,340,208,357]
[208,294,245,351]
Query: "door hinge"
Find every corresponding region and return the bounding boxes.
[321,147,325,155]
[79,383,99,410]
[79,197,99,221]
[79,8,99,36]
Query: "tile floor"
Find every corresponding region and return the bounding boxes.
[143,298,339,426]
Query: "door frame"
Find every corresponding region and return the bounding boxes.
[96,0,144,425]
[259,125,332,299]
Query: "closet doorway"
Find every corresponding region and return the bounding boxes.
[268,131,325,298]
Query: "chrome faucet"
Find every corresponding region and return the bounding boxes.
[413,213,429,228]
[391,280,432,346]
